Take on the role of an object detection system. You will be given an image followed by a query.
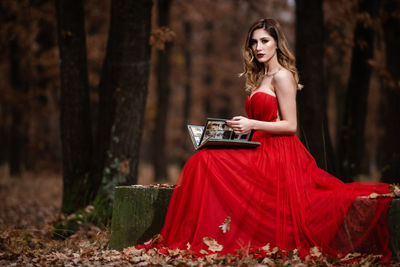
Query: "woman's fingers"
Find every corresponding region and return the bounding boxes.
[231,116,243,120]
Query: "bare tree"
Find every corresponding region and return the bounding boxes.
[339,0,380,180]
[296,0,337,174]
[55,0,93,214]
[152,0,173,182]
[8,38,29,176]
[378,0,400,183]
[91,0,154,217]
[180,21,192,167]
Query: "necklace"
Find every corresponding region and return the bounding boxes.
[264,68,281,77]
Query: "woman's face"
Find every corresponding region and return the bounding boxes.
[250,28,277,64]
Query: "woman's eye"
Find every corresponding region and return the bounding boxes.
[262,40,268,44]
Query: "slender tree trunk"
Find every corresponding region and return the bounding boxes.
[8,39,28,176]
[203,21,214,117]
[296,0,336,174]
[378,0,400,183]
[338,0,379,181]
[153,0,172,182]
[180,21,192,167]
[92,0,153,214]
[55,0,93,214]
[0,118,7,165]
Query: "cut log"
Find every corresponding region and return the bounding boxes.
[108,185,174,251]
[109,186,400,261]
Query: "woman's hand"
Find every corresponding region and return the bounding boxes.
[226,116,254,134]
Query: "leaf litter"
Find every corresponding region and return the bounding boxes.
[0,170,398,266]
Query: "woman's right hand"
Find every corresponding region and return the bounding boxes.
[226,116,254,134]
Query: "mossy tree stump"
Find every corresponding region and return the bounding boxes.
[109,185,174,251]
[109,187,399,261]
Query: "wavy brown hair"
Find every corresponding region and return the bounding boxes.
[240,18,303,93]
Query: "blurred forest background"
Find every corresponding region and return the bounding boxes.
[0,0,399,220]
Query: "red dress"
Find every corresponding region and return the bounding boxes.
[152,92,393,260]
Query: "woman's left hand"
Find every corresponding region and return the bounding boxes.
[226,116,254,134]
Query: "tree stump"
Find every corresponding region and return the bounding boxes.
[109,185,174,251]
[389,198,400,261]
[109,186,400,261]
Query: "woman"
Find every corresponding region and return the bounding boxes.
[142,18,393,261]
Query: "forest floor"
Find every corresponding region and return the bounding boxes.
[0,165,397,266]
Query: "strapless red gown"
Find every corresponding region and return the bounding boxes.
[146,92,393,260]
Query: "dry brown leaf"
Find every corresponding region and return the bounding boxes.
[168,248,180,257]
[368,192,379,199]
[261,243,271,252]
[205,253,218,264]
[310,246,322,258]
[149,27,176,51]
[84,205,94,214]
[219,216,231,234]
[120,159,131,175]
[122,246,144,256]
[369,192,395,199]
[390,184,400,197]
[340,252,362,261]
[200,249,209,255]
[261,257,276,265]
[202,237,223,252]
[144,233,162,245]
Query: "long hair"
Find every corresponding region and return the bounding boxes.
[240,18,303,94]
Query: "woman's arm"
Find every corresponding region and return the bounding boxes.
[227,70,297,135]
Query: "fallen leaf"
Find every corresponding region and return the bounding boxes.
[168,248,180,257]
[123,247,144,256]
[219,216,231,234]
[84,205,94,213]
[368,192,379,199]
[310,246,322,258]
[389,184,400,197]
[369,192,394,199]
[202,237,223,252]
[340,252,362,261]
[261,257,275,265]
[120,159,131,175]
[261,243,271,252]
[200,249,209,255]
[144,234,162,245]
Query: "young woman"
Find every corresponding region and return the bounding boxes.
[142,18,393,261]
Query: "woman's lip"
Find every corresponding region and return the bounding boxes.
[257,54,264,58]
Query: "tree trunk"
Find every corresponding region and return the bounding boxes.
[8,38,29,176]
[55,0,93,214]
[203,21,214,118]
[180,21,192,167]
[92,0,153,212]
[0,118,8,165]
[378,0,400,184]
[153,0,172,182]
[296,0,336,174]
[338,0,379,181]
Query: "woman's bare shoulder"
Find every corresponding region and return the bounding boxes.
[272,68,296,94]
[273,68,294,83]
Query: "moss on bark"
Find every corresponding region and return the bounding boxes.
[109,186,174,250]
